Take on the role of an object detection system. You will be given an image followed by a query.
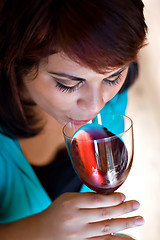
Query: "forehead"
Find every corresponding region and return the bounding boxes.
[45,52,121,78]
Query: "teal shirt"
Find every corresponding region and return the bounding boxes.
[0,91,127,223]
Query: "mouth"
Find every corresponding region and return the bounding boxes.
[68,117,96,125]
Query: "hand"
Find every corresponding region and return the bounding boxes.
[41,192,144,239]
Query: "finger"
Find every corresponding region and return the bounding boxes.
[83,216,144,238]
[79,200,140,223]
[87,234,135,240]
[74,192,126,209]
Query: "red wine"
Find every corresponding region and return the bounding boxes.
[70,124,132,194]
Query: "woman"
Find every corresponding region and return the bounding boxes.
[0,0,147,239]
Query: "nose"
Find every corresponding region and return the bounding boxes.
[77,86,106,114]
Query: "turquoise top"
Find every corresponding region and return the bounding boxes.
[0,90,127,223]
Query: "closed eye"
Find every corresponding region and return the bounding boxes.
[54,78,85,93]
[50,65,128,93]
[103,73,122,86]
[103,66,128,86]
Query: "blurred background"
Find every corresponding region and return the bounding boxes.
[119,1,160,239]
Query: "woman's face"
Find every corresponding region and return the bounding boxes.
[24,53,128,125]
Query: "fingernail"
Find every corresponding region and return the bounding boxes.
[121,194,126,201]
[133,201,140,210]
[135,216,145,226]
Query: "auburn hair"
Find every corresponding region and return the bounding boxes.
[0,0,147,138]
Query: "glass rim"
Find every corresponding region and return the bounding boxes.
[63,114,133,142]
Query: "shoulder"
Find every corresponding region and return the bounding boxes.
[0,130,15,181]
[0,128,51,223]
[0,128,19,160]
[0,128,22,190]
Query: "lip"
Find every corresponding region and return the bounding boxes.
[68,118,94,125]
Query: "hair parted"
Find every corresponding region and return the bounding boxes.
[0,0,147,138]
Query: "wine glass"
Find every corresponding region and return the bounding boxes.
[63,113,133,236]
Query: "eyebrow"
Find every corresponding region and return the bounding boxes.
[48,65,128,81]
[48,72,85,81]
[107,65,128,78]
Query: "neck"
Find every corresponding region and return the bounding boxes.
[19,113,66,166]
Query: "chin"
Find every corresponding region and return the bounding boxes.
[54,117,68,126]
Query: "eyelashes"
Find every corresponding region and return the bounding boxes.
[103,73,122,86]
[55,81,84,93]
[55,72,123,93]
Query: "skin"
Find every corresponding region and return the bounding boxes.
[0,53,144,240]
[23,53,129,126]
[20,52,129,166]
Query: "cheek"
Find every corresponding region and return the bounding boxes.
[27,82,76,113]
[47,89,78,111]
[109,70,128,96]
[104,84,123,102]
[103,74,127,103]
[23,73,78,121]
